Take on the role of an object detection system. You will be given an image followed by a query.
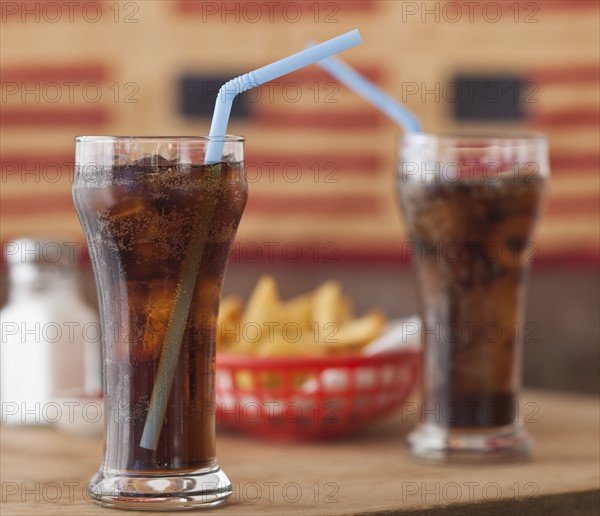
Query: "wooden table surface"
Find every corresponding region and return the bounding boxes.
[1,390,599,516]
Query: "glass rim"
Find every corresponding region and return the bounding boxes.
[400,131,547,144]
[74,135,245,143]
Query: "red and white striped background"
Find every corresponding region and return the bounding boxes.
[1,0,598,263]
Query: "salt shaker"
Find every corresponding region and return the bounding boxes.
[1,238,101,425]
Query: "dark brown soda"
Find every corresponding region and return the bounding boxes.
[73,157,247,473]
[400,171,546,428]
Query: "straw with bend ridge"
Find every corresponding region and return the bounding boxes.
[205,29,362,163]
[310,49,421,133]
[140,29,362,450]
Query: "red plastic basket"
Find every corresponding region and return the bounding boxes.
[215,349,421,440]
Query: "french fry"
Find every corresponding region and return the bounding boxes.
[217,296,243,351]
[227,275,282,355]
[257,333,327,358]
[338,296,354,324]
[280,293,312,328]
[256,333,327,389]
[227,339,258,355]
[312,280,344,334]
[219,296,243,322]
[325,310,386,350]
[242,275,282,327]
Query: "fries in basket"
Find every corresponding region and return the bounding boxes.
[217,275,386,357]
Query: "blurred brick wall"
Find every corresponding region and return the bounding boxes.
[1,0,598,263]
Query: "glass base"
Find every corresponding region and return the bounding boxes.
[407,423,533,463]
[88,466,232,511]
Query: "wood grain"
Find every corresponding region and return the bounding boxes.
[1,390,598,515]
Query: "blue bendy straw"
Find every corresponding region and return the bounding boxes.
[205,29,362,163]
[312,51,421,133]
[140,30,363,451]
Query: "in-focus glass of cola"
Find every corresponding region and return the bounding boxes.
[397,133,549,462]
[73,136,247,509]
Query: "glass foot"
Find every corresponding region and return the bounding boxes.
[88,466,232,511]
[407,423,533,463]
